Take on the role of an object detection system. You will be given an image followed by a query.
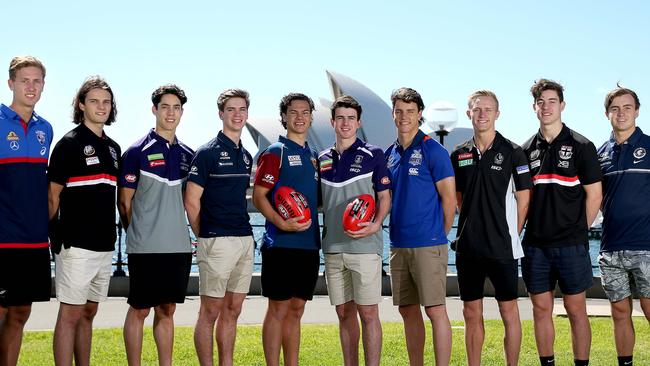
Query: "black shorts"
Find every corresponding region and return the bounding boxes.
[261,246,320,301]
[127,253,192,309]
[521,244,593,295]
[456,253,519,302]
[0,247,52,307]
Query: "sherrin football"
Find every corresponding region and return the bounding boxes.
[342,194,376,232]
[274,186,311,224]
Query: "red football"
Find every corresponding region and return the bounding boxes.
[342,194,376,232]
[274,186,311,224]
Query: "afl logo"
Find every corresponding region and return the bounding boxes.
[633,147,646,159]
[84,145,95,156]
[494,153,504,165]
[529,149,540,160]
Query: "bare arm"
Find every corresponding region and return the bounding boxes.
[436,176,457,235]
[455,191,463,214]
[48,182,64,220]
[252,184,311,232]
[515,188,531,234]
[118,187,136,230]
[346,189,391,239]
[184,181,204,237]
[583,181,603,228]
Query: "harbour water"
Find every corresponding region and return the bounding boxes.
[109,213,603,276]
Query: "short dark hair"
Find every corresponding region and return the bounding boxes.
[151,84,187,107]
[217,89,250,112]
[72,76,117,125]
[9,55,46,80]
[279,93,315,129]
[531,78,564,103]
[391,87,425,125]
[604,84,640,111]
[330,95,362,120]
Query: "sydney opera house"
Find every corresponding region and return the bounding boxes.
[244,70,473,155]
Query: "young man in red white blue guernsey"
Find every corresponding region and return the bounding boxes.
[319,95,391,366]
[0,56,53,366]
[48,76,121,366]
[521,79,602,366]
[252,93,320,366]
[597,86,650,366]
[385,87,456,366]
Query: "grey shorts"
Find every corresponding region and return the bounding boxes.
[598,250,650,302]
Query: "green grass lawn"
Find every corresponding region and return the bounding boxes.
[20,318,649,365]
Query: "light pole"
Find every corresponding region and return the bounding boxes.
[425,100,458,147]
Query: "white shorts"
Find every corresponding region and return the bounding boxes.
[197,236,254,298]
[324,253,382,306]
[55,246,113,304]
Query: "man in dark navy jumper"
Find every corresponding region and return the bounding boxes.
[252,93,320,366]
[597,86,650,366]
[521,79,602,366]
[185,89,254,366]
[0,56,53,366]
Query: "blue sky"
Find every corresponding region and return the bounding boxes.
[2,0,648,155]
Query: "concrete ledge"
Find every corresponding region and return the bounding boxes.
[52,274,608,299]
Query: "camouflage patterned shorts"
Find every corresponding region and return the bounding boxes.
[598,250,650,302]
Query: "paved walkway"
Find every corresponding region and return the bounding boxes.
[24,296,644,331]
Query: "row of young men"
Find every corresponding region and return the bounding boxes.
[0,54,648,366]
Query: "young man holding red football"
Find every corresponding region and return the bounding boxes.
[385,87,456,366]
[184,89,254,366]
[318,95,391,366]
[252,93,320,366]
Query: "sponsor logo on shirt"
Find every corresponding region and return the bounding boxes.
[150,160,166,167]
[381,176,390,185]
[35,130,46,145]
[516,165,530,174]
[6,131,19,141]
[262,174,275,184]
[557,160,569,168]
[220,151,230,160]
[350,168,360,173]
[458,152,473,160]
[408,167,419,176]
[490,165,502,171]
[218,162,233,166]
[529,149,540,160]
[530,160,541,169]
[320,159,333,172]
[84,145,95,156]
[387,155,396,168]
[458,158,473,167]
[147,153,164,161]
[558,145,573,160]
[109,146,118,161]
[125,174,137,183]
[243,154,250,166]
[86,156,100,165]
[189,166,198,175]
[288,155,302,166]
[40,146,47,156]
[9,141,19,150]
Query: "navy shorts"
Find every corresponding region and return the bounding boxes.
[261,246,320,301]
[521,244,593,295]
[456,254,519,301]
[127,253,192,309]
[0,247,52,307]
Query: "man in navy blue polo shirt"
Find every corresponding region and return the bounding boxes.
[48,76,121,366]
[385,87,456,366]
[597,86,650,366]
[252,93,320,366]
[319,95,391,366]
[118,84,194,366]
[0,55,53,366]
[521,79,602,366]
[184,89,254,366]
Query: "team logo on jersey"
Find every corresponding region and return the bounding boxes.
[109,146,118,161]
[529,149,540,160]
[35,130,46,145]
[633,147,646,159]
[84,145,95,156]
[558,160,569,168]
[408,167,419,176]
[288,155,302,166]
[125,174,137,183]
[354,155,364,165]
[559,145,573,160]
[6,131,19,141]
[409,149,422,166]
[494,153,504,165]
[9,141,19,150]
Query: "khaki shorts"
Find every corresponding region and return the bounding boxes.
[197,236,254,297]
[324,253,382,306]
[55,246,113,305]
[389,245,447,306]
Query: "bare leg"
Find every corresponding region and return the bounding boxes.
[0,305,31,366]
[529,291,555,357]
[563,292,591,360]
[462,299,484,366]
[262,299,290,366]
[335,301,360,366]
[357,304,382,366]
[424,304,452,366]
[398,304,425,366]
[281,297,306,366]
[611,297,634,357]
[498,299,521,366]
[123,306,151,366]
[194,295,223,366]
[216,292,246,366]
[53,301,98,366]
[152,303,176,366]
